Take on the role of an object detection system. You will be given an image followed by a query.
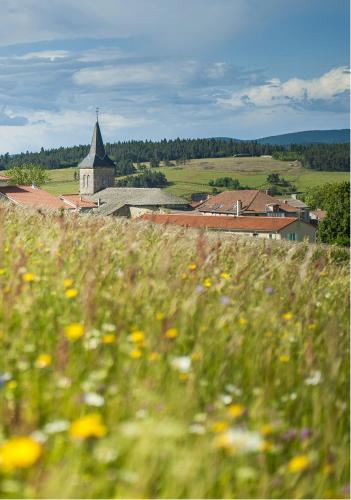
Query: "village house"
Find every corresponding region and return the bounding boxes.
[197,190,309,220]
[0,185,69,211]
[139,213,317,242]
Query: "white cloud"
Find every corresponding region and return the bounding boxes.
[73,61,199,87]
[218,66,350,109]
[18,50,71,61]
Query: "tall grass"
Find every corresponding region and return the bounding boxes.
[0,206,349,498]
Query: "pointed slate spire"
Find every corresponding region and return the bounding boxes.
[79,121,115,169]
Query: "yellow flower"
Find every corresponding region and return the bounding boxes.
[322,464,333,475]
[155,312,165,321]
[6,380,17,390]
[0,437,42,470]
[148,352,161,362]
[260,440,274,452]
[279,354,290,363]
[165,327,177,339]
[63,278,73,288]
[179,372,189,382]
[181,273,188,280]
[102,334,116,344]
[220,272,230,280]
[203,278,212,288]
[260,424,274,436]
[307,323,316,331]
[282,312,293,321]
[0,268,5,276]
[239,317,247,326]
[227,404,245,419]
[188,263,197,271]
[35,353,52,368]
[22,273,34,283]
[130,330,145,344]
[64,323,84,341]
[288,454,310,473]
[211,421,229,433]
[191,351,203,362]
[65,288,78,299]
[70,414,107,440]
[130,349,142,359]
[213,432,233,450]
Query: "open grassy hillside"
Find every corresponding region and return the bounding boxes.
[0,207,349,498]
[43,158,350,198]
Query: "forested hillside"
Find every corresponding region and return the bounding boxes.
[0,139,349,172]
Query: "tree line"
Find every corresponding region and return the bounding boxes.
[0,139,348,172]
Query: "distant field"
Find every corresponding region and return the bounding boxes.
[43,158,349,198]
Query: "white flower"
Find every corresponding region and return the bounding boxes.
[305,370,322,386]
[218,428,263,453]
[220,394,233,405]
[56,376,71,389]
[102,323,116,332]
[189,423,206,434]
[44,420,70,434]
[170,356,191,373]
[30,430,47,443]
[84,392,105,407]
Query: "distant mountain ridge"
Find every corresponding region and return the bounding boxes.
[214,129,350,145]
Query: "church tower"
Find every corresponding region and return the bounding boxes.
[79,118,115,195]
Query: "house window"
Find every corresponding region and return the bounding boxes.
[82,174,86,188]
[288,233,297,241]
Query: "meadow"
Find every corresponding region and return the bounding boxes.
[0,206,349,498]
[43,157,350,198]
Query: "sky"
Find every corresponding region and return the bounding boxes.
[0,0,349,154]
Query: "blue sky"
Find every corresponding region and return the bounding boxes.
[0,0,349,153]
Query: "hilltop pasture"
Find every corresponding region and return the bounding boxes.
[0,207,349,498]
[43,157,350,197]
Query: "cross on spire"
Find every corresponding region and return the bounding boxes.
[96,107,99,122]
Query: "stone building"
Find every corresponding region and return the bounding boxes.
[79,120,115,195]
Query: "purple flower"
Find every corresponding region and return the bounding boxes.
[282,428,298,441]
[300,427,312,440]
[220,295,230,305]
[195,285,205,294]
[265,287,274,294]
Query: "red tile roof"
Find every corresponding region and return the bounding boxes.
[60,194,96,209]
[139,213,299,232]
[198,190,297,214]
[0,185,67,210]
[0,174,10,181]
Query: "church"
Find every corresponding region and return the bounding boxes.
[78,119,190,217]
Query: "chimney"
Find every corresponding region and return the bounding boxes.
[236,199,242,216]
[98,198,101,207]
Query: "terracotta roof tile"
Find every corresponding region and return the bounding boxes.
[0,185,67,210]
[60,194,96,208]
[198,190,297,214]
[139,213,299,232]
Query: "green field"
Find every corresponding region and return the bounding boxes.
[0,207,349,498]
[43,158,349,198]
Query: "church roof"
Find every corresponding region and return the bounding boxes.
[79,121,115,169]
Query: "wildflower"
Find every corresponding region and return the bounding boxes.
[148,352,161,362]
[300,428,312,440]
[165,327,177,339]
[189,423,205,434]
[6,380,17,390]
[102,323,116,332]
[70,414,107,440]
[239,317,247,326]
[101,334,116,344]
[203,278,212,288]
[307,323,316,331]
[305,370,322,386]
[211,421,229,433]
[0,372,12,388]
[130,349,142,359]
[220,272,230,280]
[64,323,84,341]
[279,354,290,363]
[188,263,197,271]
[228,404,245,419]
[260,424,274,436]
[265,286,274,294]
[170,356,191,373]
[0,437,42,470]
[84,392,105,407]
[65,288,78,298]
[22,273,35,283]
[0,268,5,276]
[43,420,70,434]
[35,353,52,368]
[179,372,189,382]
[288,454,310,473]
[155,312,165,321]
[130,330,145,345]
[63,278,73,288]
[195,285,205,294]
[282,312,293,321]
[214,429,263,454]
[220,295,230,305]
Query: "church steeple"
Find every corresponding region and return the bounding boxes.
[79,120,115,169]
[79,117,115,195]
